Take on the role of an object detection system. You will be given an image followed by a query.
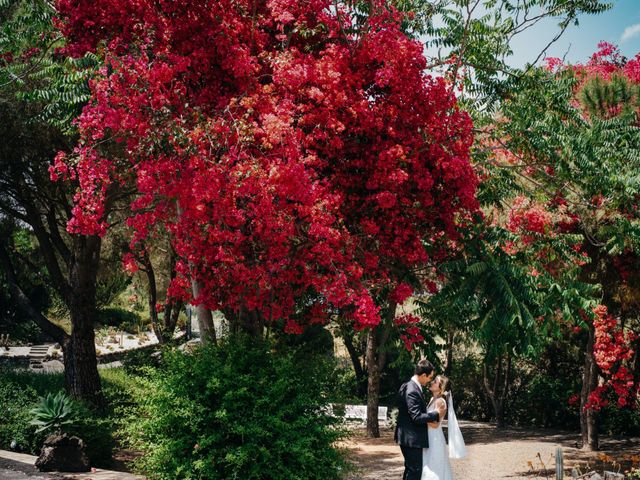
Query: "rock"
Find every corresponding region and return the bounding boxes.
[603,473,625,480]
[583,474,603,480]
[34,432,90,472]
[574,473,603,480]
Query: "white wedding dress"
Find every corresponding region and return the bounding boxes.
[421,398,453,480]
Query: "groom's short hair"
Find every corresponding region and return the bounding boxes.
[414,359,434,376]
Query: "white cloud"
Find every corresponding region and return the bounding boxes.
[621,23,640,43]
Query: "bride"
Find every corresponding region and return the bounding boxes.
[421,376,467,480]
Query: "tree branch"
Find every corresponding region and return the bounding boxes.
[0,240,67,343]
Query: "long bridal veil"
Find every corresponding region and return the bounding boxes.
[447,394,467,459]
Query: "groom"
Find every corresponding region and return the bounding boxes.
[394,359,446,480]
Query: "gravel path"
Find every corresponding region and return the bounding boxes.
[345,421,640,479]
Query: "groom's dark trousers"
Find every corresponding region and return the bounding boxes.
[394,380,440,480]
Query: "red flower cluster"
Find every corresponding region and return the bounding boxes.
[394,314,425,351]
[508,197,553,236]
[53,0,478,331]
[587,305,638,410]
[389,283,414,305]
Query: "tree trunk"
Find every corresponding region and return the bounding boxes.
[1,221,104,407]
[365,302,396,438]
[139,249,166,344]
[341,327,367,399]
[65,236,104,407]
[163,300,182,338]
[224,305,264,338]
[0,241,67,344]
[190,278,216,344]
[580,323,599,451]
[365,327,381,437]
[176,203,216,344]
[444,330,455,376]
[483,353,510,429]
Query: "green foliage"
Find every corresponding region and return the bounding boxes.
[490,68,640,252]
[120,345,163,375]
[417,224,581,360]
[29,390,80,433]
[0,0,99,133]
[96,269,133,310]
[273,324,335,356]
[448,352,492,422]
[580,74,640,120]
[14,54,98,133]
[0,223,49,342]
[123,337,348,480]
[599,401,640,437]
[508,375,579,427]
[0,374,43,452]
[418,0,611,109]
[97,307,143,330]
[447,337,587,428]
[0,369,134,466]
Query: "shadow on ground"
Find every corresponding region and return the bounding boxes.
[345,420,640,480]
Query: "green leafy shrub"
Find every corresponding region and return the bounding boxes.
[124,336,348,480]
[97,307,142,331]
[29,390,116,465]
[507,374,579,428]
[66,411,116,466]
[449,354,492,422]
[121,346,162,375]
[0,375,44,453]
[0,369,119,466]
[599,400,640,437]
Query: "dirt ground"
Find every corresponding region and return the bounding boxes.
[344,421,640,480]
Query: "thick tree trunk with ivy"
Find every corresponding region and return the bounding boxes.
[365,302,396,438]
[580,323,599,451]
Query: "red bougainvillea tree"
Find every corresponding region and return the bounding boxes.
[52,0,477,336]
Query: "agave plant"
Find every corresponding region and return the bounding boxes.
[29,391,79,434]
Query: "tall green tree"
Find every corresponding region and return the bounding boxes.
[471,46,640,449]
[0,0,106,404]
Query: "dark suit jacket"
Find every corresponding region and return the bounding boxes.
[394,379,440,448]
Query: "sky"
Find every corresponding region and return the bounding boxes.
[509,0,640,67]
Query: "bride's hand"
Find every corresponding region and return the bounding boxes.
[427,421,439,429]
